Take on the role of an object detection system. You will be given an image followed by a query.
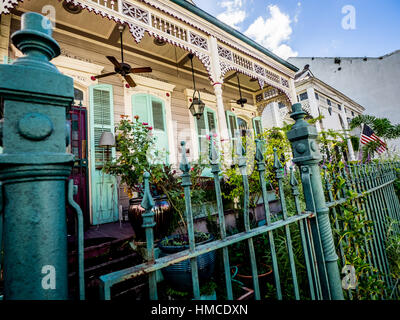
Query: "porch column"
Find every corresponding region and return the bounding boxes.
[210,36,231,165]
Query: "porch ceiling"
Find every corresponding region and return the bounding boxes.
[11,0,270,94]
[13,0,207,72]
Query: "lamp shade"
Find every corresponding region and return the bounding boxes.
[99,131,115,147]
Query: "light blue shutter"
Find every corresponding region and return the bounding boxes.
[132,94,169,164]
[196,107,218,177]
[151,97,169,163]
[225,110,239,156]
[89,84,118,225]
[2,56,14,64]
[132,94,150,124]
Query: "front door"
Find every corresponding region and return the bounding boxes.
[67,104,90,233]
[89,84,118,225]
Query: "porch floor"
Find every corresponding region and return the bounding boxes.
[84,221,134,241]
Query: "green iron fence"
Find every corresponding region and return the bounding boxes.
[97,103,400,301]
[98,136,327,300]
[323,162,400,299]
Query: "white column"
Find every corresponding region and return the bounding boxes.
[306,86,322,132]
[272,102,283,128]
[210,36,231,165]
[340,104,356,161]
[288,78,297,105]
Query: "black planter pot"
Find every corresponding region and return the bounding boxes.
[158,233,216,291]
[128,195,172,242]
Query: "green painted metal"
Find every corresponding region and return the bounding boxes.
[98,212,313,294]
[180,141,201,299]
[0,12,74,299]
[273,148,300,299]
[323,160,400,299]
[95,103,400,301]
[255,139,282,299]
[286,103,344,300]
[209,136,233,300]
[141,172,157,300]
[236,135,261,300]
[67,179,85,300]
[290,167,321,300]
[169,0,299,72]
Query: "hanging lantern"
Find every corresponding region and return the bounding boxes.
[188,53,205,119]
[236,73,247,108]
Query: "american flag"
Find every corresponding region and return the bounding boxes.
[360,124,387,154]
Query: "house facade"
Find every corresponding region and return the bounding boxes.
[0,0,299,227]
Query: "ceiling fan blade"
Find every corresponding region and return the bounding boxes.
[124,75,136,88]
[106,56,122,69]
[94,72,117,79]
[130,67,152,74]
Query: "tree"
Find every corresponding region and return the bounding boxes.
[349,115,400,161]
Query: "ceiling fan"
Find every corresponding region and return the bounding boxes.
[91,25,152,88]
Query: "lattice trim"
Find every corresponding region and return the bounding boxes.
[138,0,295,77]
[0,0,22,14]
[128,22,146,43]
[220,59,293,104]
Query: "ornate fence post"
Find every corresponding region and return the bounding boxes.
[141,172,157,300]
[0,13,74,299]
[180,141,201,299]
[286,103,344,300]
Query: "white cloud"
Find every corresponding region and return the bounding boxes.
[244,5,298,59]
[217,0,246,30]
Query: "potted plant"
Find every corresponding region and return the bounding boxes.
[103,115,172,242]
[156,154,217,292]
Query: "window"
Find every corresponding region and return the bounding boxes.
[299,92,308,101]
[315,92,319,100]
[132,94,169,163]
[327,99,331,106]
[226,110,240,156]
[237,117,248,137]
[351,111,355,116]
[278,102,286,109]
[338,104,342,111]
[253,117,262,137]
[196,107,218,156]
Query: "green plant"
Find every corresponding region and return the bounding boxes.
[104,115,210,237]
[326,162,387,300]
[165,281,217,299]
[103,115,162,197]
[386,218,400,284]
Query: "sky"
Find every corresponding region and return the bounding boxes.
[194,0,400,60]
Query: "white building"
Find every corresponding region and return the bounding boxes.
[288,51,400,149]
[260,65,365,160]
